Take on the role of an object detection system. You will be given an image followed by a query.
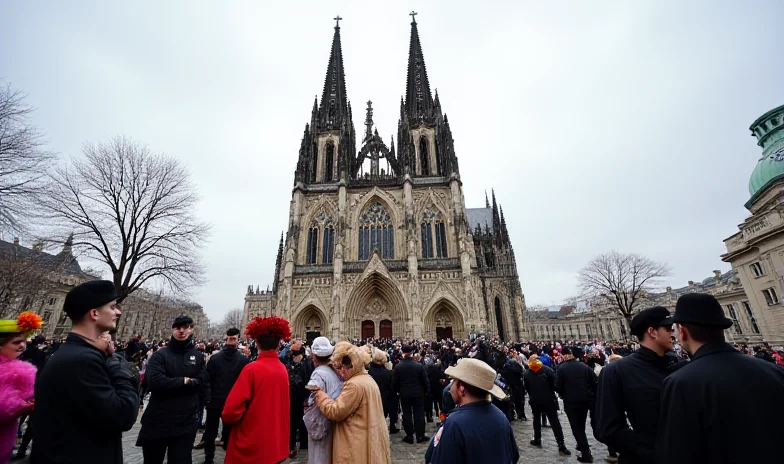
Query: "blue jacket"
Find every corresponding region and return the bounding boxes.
[426,400,519,464]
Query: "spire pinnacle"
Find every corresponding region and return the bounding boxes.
[319,20,349,130]
[364,100,374,141]
[485,190,490,208]
[334,15,342,27]
[405,13,433,122]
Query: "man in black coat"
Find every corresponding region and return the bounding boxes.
[31,280,139,464]
[555,346,598,463]
[136,315,209,464]
[501,354,526,421]
[196,327,250,464]
[594,306,681,464]
[524,356,570,456]
[392,345,429,443]
[368,347,399,434]
[657,293,784,464]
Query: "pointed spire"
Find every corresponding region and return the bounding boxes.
[485,190,490,208]
[364,100,374,141]
[405,11,434,122]
[434,88,441,108]
[491,189,501,231]
[60,233,74,257]
[273,232,284,294]
[319,19,349,130]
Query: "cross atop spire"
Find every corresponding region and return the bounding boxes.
[334,15,342,27]
[409,11,417,24]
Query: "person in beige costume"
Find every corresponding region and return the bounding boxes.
[311,342,392,464]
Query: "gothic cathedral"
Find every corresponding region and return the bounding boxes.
[244,16,527,342]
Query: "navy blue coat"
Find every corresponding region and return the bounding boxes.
[426,400,519,464]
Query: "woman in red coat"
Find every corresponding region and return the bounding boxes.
[222,316,291,464]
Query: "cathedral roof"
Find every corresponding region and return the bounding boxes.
[466,208,494,233]
[0,237,84,275]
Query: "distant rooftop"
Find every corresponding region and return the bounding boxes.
[0,238,84,275]
[466,207,493,233]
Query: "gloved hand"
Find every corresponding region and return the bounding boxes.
[188,377,201,387]
[107,356,139,390]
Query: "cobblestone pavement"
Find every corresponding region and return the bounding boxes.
[16,399,609,464]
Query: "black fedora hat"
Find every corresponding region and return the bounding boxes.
[673,293,733,329]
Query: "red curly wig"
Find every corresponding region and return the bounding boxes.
[245,316,291,342]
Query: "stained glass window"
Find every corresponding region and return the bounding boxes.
[306,227,318,264]
[421,208,447,259]
[359,202,394,260]
[306,210,333,264]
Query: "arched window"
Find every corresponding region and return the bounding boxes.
[324,142,335,182]
[419,136,430,175]
[306,210,334,265]
[358,202,394,260]
[306,226,318,264]
[421,208,447,259]
[322,224,335,264]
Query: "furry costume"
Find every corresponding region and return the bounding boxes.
[315,342,391,464]
[0,355,36,461]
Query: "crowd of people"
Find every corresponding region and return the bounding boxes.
[1,279,784,463]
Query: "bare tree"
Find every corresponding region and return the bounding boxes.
[41,137,210,300]
[222,308,243,330]
[578,251,671,333]
[0,82,55,233]
[0,242,53,318]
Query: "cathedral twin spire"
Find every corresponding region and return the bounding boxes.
[295,12,458,186]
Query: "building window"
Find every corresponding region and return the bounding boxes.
[322,225,335,264]
[306,210,334,265]
[324,142,335,182]
[726,304,743,334]
[750,262,764,277]
[419,136,430,175]
[742,301,760,334]
[358,202,394,260]
[420,208,447,258]
[48,298,56,306]
[763,287,779,306]
[306,227,318,264]
[435,138,442,175]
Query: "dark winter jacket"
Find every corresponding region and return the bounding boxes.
[31,333,139,464]
[523,365,557,407]
[658,343,784,464]
[136,336,209,442]
[555,358,597,407]
[285,355,314,405]
[427,363,446,395]
[368,362,394,412]
[206,345,249,409]
[392,357,429,398]
[594,346,680,464]
[501,358,525,391]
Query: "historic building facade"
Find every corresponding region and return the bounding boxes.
[528,269,760,344]
[244,17,527,342]
[722,103,784,345]
[0,236,209,340]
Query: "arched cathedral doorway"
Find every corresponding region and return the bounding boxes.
[424,298,466,340]
[292,305,328,344]
[345,271,407,339]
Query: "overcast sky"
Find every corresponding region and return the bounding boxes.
[3,1,784,322]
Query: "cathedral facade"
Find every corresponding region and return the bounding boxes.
[244,17,527,342]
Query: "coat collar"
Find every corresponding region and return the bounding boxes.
[691,342,736,361]
[66,332,106,356]
[258,350,278,359]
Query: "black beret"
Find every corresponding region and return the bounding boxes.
[630,306,673,337]
[63,280,118,319]
[226,327,240,337]
[172,315,194,328]
[401,345,414,353]
[568,346,584,358]
[673,293,733,329]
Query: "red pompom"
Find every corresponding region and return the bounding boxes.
[245,316,291,342]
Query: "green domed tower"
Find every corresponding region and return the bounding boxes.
[747,104,784,204]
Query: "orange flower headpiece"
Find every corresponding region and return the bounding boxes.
[0,311,44,337]
[245,316,291,342]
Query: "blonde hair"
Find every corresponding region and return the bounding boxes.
[372,348,388,364]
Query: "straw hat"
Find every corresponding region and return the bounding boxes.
[444,358,506,399]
